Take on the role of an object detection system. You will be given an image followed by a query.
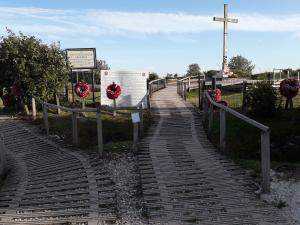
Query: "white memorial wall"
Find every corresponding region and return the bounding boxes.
[101,71,149,107]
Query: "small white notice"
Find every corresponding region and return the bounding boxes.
[131,112,140,123]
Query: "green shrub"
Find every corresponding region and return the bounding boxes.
[245,81,278,117]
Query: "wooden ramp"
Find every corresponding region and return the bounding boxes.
[138,84,286,224]
[0,120,117,225]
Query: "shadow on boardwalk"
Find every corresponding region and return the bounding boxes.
[138,84,287,225]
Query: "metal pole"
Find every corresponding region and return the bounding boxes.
[71,70,75,103]
[92,70,95,105]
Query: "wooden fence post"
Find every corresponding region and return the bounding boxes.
[72,112,78,146]
[261,130,271,193]
[96,108,104,157]
[32,98,37,120]
[139,104,144,137]
[212,76,216,90]
[55,94,61,115]
[200,80,206,110]
[150,84,153,98]
[203,94,208,124]
[220,109,226,152]
[208,103,213,134]
[188,77,191,92]
[242,81,247,112]
[147,94,151,116]
[133,122,139,153]
[0,135,6,180]
[43,104,49,135]
[183,83,187,101]
[164,79,167,88]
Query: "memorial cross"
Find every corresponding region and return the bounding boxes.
[213,4,238,76]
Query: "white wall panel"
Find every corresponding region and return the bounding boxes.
[101,71,149,107]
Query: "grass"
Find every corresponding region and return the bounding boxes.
[207,109,300,174]
[186,88,243,109]
[186,88,300,174]
[33,108,151,153]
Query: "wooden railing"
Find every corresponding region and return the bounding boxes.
[177,75,205,99]
[148,78,167,98]
[31,85,158,156]
[203,91,271,193]
[32,97,104,156]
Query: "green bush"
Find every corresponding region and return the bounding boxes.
[245,81,278,117]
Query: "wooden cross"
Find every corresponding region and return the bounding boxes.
[213,4,238,76]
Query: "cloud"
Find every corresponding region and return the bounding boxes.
[1,6,300,36]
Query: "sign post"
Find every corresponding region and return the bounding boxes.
[66,48,97,104]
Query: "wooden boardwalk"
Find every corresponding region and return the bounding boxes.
[0,120,117,225]
[138,84,287,224]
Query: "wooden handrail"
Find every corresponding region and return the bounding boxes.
[203,90,271,194]
[32,90,153,156]
[204,92,269,132]
[148,78,166,98]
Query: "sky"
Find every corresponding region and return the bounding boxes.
[1,0,300,75]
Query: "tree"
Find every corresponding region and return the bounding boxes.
[228,55,255,77]
[94,59,110,84]
[186,64,201,77]
[205,70,219,79]
[97,59,110,70]
[149,72,159,81]
[0,29,69,103]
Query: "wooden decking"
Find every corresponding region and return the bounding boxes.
[0,120,117,225]
[138,84,286,224]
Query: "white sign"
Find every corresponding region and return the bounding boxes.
[131,112,140,123]
[101,71,149,108]
[66,48,96,69]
